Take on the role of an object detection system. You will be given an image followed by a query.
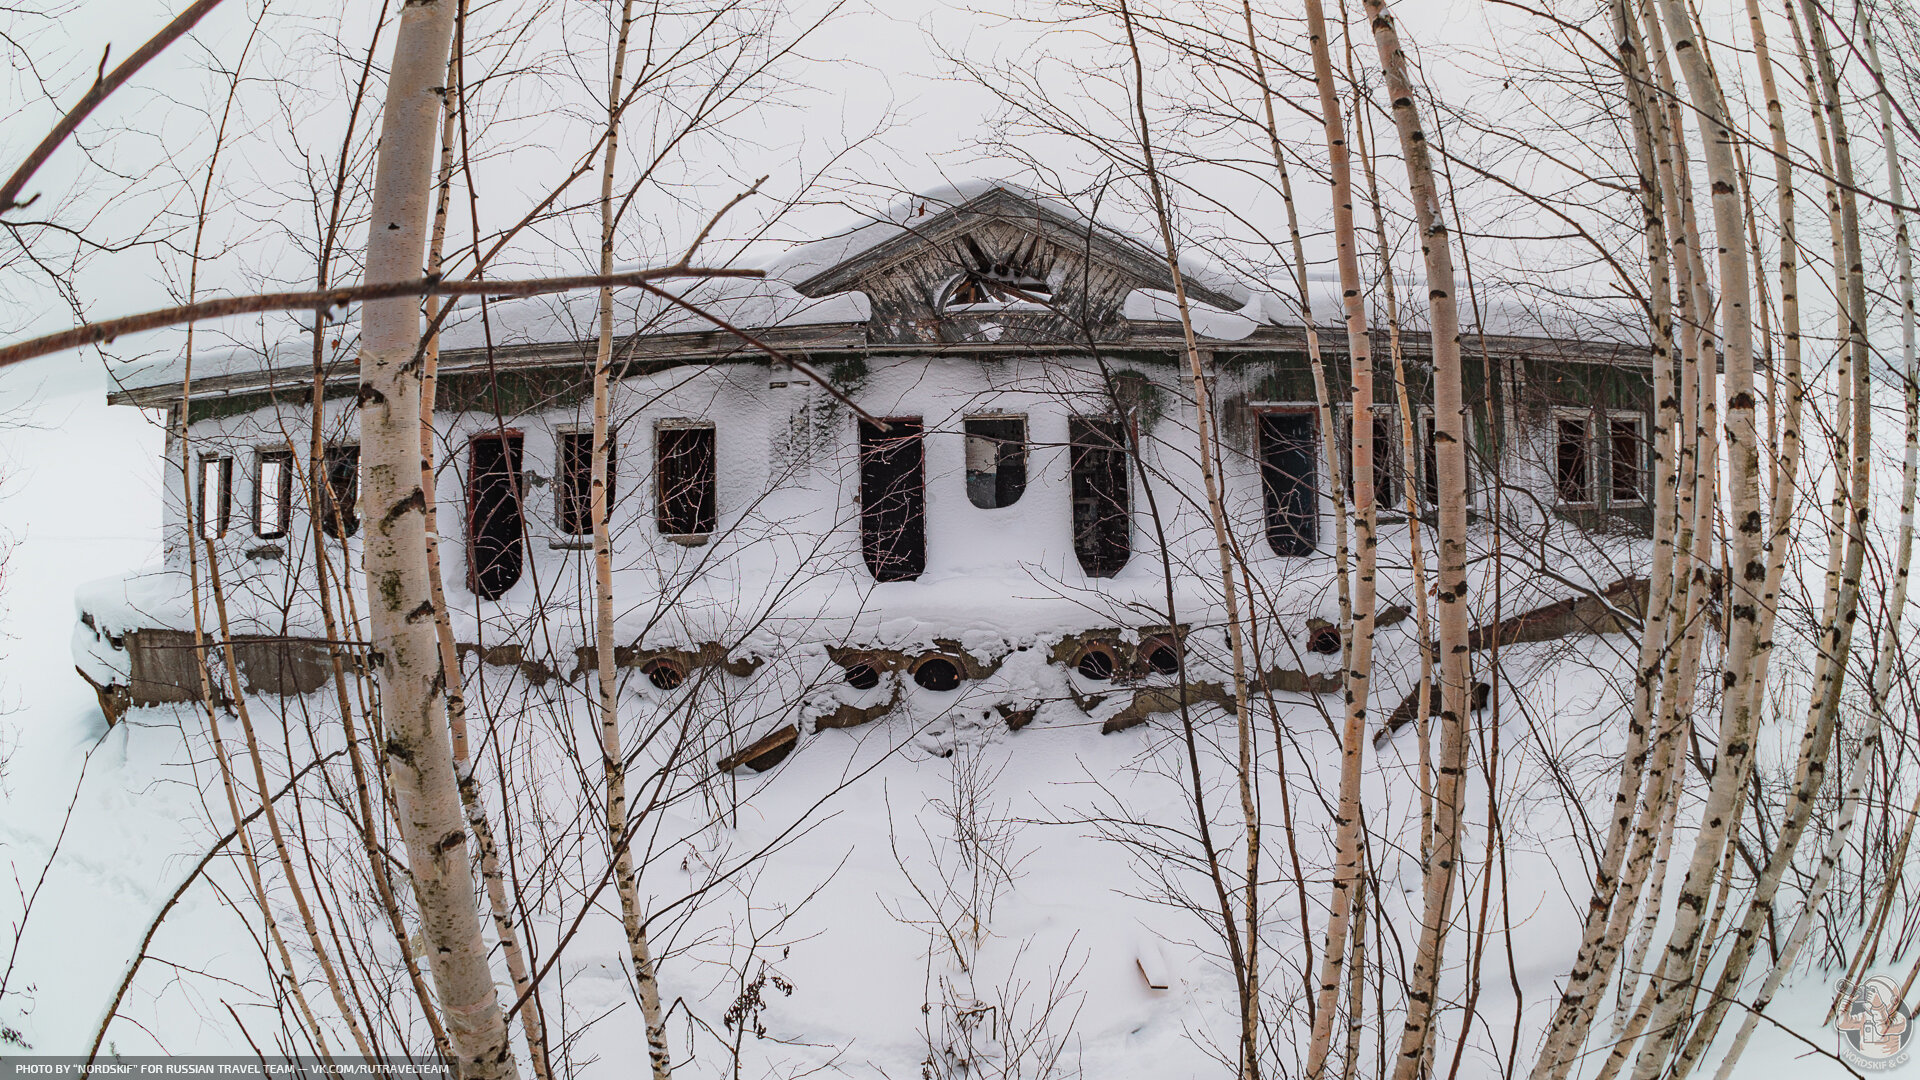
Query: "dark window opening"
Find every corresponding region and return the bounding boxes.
[1555,417,1593,503]
[1260,412,1319,557]
[558,430,615,536]
[859,417,926,582]
[467,432,525,600]
[1609,417,1644,503]
[941,233,1054,308]
[1421,414,1440,509]
[964,415,1028,509]
[657,423,716,537]
[255,450,293,540]
[319,445,360,539]
[1345,409,1399,508]
[1070,417,1131,577]
[198,455,233,540]
[912,655,961,691]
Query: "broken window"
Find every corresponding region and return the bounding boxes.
[319,445,360,539]
[467,431,525,600]
[940,234,1053,308]
[1420,411,1441,509]
[557,430,615,536]
[656,422,716,537]
[1070,416,1130,577]
[1609,415,1644,503]
[197,454,232,540]
[859,417,926,581]
[1555,416,1593,504]
[254,450,292,540]
[964,415,1027,509]
[1260,411,1319,557]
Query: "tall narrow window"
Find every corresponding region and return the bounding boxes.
[558,430,616,536]
[1555,416,1592,504]
[1420,412,1440,510]
[1346,408,1399,508]
[964,415,1027,509]
[255,450,292,540]
[467,432,525,599]
[656,422,716,537]
[1609,415,1644,503]
[319,445,359,539]
[197,455,233,540]
[859,417,926,581]
[1260,411,1319,556]
[1069,416,1130,577]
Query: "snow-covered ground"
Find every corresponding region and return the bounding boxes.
[0,356,1887,1078]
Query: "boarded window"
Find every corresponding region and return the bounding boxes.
[1260,412,1319,556]
[1070,417,1130,577]
[964,415,1027,509]
[255,450,292,540]
[859,417,926,581]
[557,430,615,536]
[656,423,716,537]
[1609,416,1644,503]
[319,445,359,539]
[197,455,232,540]
[1555,417,1592,503]
[467,432,525,600]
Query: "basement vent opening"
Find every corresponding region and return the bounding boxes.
[859,417,927,582]
[467,431,525,600]
[558,430,615,536]
[1259,412,1318,557]
[1307,624,1341,656]
[842,661,881,690]
[1075,645,1117,681]
[643,657,686,690]
[964,415,1028,509]
[320,444,360,539]
[1070,416,1130,578]
[911,655,961,692]
[1140,636,1181,676]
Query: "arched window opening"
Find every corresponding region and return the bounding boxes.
[859,417,927,582]
[467,431,525,600]
[964,415,1027,509]
[1070,417,1131,578]
[1259,411,1318,557]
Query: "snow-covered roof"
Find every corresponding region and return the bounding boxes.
[105,181,1646,400]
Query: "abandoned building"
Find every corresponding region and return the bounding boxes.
[73,182,1652,745]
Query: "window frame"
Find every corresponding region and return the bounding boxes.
[197,453,233,541]
[318,443,360,540]
[253,448,294,540]
[1605,409,1649,507]
[961,413,1029,510]
[555,426,616,537]
[1252,403,1322,558]
[857,415,927,582]
[465,428,527,600]
[655,418,717,540]
[1552,408,1599,508]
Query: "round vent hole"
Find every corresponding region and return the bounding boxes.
[912,657,962,692]
[844,661,881,690]
[642,658,685,690]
